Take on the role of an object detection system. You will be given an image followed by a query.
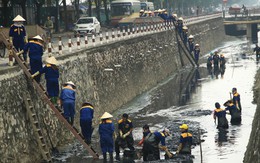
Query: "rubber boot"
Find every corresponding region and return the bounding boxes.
[70,117,74,126]
[115,154,120,161]
[103,153,107,163]
[109,152,113,162]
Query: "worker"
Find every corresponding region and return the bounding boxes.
[9,15,28,61]
[138,124,151,146]
[153,10,159,17]
[253,44,260,61]
[213,102,229,129]
[139,10,145,17]
[224,100,241,125]
[31,56,59,105]
[99,112,115,163]
[59,81,76,125]
[188,35,194,54]
[176,124,192,155]
[194,44,200,65]
[182,26,188,46]
[148,11,153,17]
[177,17,184,34]
[44,16,54,38]
[143,128,171,161]
[16,35,44,83]
[232,87,242,112]
[115,113,135,161]
[80,102,94,144]
[219,54,226,78]
[206,53,214,77]
[213,51,220,67]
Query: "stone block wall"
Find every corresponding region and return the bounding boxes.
[0,17,226,162]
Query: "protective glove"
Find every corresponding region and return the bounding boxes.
[119,131,123,138]
[9,37,13,45]
[31,71,40,78]
[160,146,167,151]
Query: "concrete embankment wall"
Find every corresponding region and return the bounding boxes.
[244,70,260,163]
[0,17,225,163]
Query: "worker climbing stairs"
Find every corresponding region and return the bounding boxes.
[0,31,99,161]
[172,21,198,67]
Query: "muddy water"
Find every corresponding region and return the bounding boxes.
[53,38,258,163]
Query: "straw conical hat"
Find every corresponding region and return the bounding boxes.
[182,26,188,30]
[13,15,26,21]
[45,56,58,65]
[178,17,183,21]
[65,81,75,86]
[33,35,43,41]
[101,112,113,119]
[188,35,194,39]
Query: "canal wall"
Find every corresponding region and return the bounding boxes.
[0,17,226,163]
[244,69,260,163]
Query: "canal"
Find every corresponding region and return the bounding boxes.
[54,38,258,163]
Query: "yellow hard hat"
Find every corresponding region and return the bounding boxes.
[179,124,188,130]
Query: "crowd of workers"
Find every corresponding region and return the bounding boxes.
[213,87,242,129]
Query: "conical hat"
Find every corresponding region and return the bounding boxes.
[33,35,43,41]
[178,17,183,21]
[188,35,194,39]
[101,112,113,119]
[45,56,58,65]
[65,81,75,86]
[182,26,188,30]
[13,15,26,21]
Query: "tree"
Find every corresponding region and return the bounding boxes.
[74,0,80,19]
[2,0,11,26]
[102,0,109,25]
[34,0,45,25]
[12,0,27,24]
[94,0,101,22]
[88,0,92,17]
[62,0,69,31]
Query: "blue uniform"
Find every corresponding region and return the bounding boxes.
[143,131,167,161]
[179,132,192,154]
[24,40,44,83]
[177,21,183,34]
[60,86,76,121]
[39,64,59,97]
[99,119,115,153]
[225,103,241,125]
[9,24,26,50]
[182,31,188,46]
[188,40,194,54]
[233,92,242,112]
[80,105,94,142]
[194,48,200,64]
[214,108,228,129]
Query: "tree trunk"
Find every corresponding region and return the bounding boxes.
[62,0,69,31]
[2,0,9,27]
[88,0,92,17]
[75,0,80,19]
[94,0,101,22]
[102,0,109,25]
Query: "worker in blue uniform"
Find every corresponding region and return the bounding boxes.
[207,53,213,75]
[31,56,59,105]
[194,44,200,65]
[115,113,134,161]
[182,26,188,46]
[213,102,229,129]
[219,54,226,78]
[80,102,94,144]
[177,17,184,34]
[143,128,170,161]
[176,124,192,155]
[232,87,242,113]
[224,100,241,125]
[59,81,76,125]
[99,112,115,162]
[9,15,28,61]
[188,35,194,54]
[17,35,44,83]
[253,44,260,61]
